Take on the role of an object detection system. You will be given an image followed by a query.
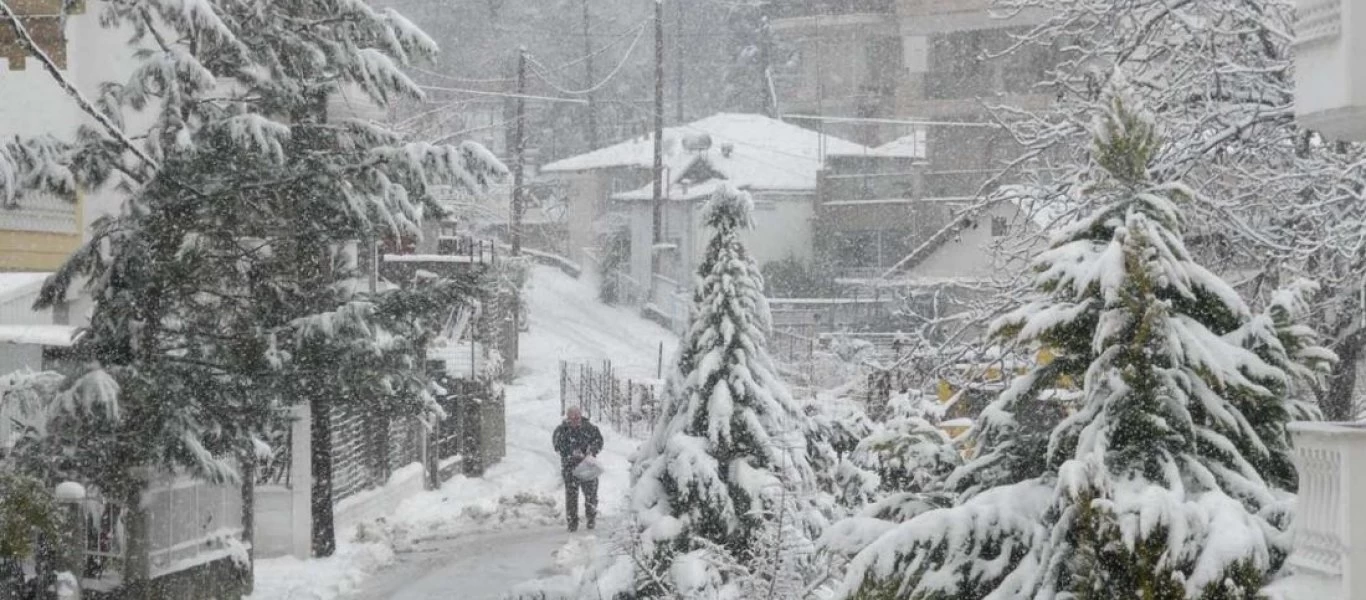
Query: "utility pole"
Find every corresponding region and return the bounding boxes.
[512,47,527,257]
[675,0,685,123]
[650,0,665,292]
[581,0,600,150]
[510,47,527,361]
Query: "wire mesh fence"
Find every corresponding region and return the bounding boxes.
[560,360,661,439]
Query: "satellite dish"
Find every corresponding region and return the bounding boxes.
[682,132,713,152]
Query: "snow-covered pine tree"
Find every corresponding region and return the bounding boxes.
[801,396,878,512]
[1229,279,1336,424]
[578,184,816,598]
[836,77,1309,600]
[12,0,503,562]
[850,391,960,500]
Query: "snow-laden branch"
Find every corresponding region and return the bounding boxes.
[0,1,158,176]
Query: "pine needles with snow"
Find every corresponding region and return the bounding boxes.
[832,76,1323,600]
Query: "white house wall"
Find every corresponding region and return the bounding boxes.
[742,193,815,268]
[909,202,1029,280]
[1,10,154,235]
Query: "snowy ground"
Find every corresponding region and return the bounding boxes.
[248,266,675,600]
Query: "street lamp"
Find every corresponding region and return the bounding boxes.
[1292,0,1366,141]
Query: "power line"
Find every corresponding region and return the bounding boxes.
[395,97,497,129]
[419,85,588,105]
[526,22,648,96]
[408,64,514,85]
[428,118,517,145]
[530,19,651,76]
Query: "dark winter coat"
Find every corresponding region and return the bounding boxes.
[552,419,603,474]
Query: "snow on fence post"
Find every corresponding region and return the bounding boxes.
[53,482,85,596]
[1280,422,1366,600]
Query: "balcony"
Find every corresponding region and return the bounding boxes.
[1289,0,1366,141]
[1274,422,1366,599]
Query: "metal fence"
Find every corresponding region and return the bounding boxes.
[770,328,818,366]
[560,360,660,439]
[62,474,246,595]
[329,405,425,504]
[431,377,506,478]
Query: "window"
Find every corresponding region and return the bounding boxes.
[991,216,1008,236]
[827,229,913,271]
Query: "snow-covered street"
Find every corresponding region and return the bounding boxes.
[346,525,591,600]
[248,266,674,600]
[7,0,1358,597]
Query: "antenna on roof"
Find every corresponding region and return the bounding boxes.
[683,132,712,153]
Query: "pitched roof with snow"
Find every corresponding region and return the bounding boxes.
[0,272,51,306]
[871,130,929,159]
[542,113,874,194]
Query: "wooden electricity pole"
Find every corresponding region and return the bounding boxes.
[581,0,600,150]
[650,0,664,290]
[512,47,527,257]
[675,0,685,123]
[510,47,527,361]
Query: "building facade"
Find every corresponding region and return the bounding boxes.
[768,0,1060,284]
[770,0,904,146]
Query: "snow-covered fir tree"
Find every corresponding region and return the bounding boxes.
[577,184,817,598]
[849,391,960,502]
[4,0,503,561]
[835,78,1315,600]
[1229,279,1336,424]
[801,395,878,512]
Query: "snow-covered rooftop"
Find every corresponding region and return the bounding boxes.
[610,179,724,202]
[0,324,81,347]
[0,272,51,305]
[543,113,874,194]
[870,130,929,159]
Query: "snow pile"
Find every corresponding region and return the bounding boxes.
[382,490,564,548]
[248,542,397,600]
[502,534,604,600]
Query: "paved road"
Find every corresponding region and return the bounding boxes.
[347,524,589,600]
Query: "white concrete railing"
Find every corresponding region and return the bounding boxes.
[253,404,312,560]
[1281,422,1366,599]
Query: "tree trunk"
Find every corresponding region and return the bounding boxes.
[310,393,335,558]
[240,448,256,585]
[1324,331,1363,421]
[122,486,151,597]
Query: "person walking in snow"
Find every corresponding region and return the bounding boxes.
[552,405,604,532]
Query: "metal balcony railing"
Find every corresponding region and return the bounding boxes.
[769,0,895,19]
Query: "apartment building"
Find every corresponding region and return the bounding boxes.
[769,0,1059,282]
[770,0,904,146]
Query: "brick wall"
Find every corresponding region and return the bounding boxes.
[0,0,84,70]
